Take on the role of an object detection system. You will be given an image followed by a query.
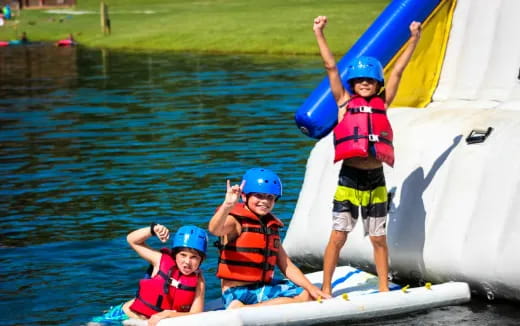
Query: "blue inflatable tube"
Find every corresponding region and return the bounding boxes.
[295,0,441,139]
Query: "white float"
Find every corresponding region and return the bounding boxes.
[122,265,470,326]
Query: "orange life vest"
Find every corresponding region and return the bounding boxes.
[129,249,199,318]
[216,203,283,283]
[333,95,394,167]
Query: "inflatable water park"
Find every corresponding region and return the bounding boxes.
[125,0,518,324]
[286,0,520,302]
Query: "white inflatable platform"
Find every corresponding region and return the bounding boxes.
[123,266,470,326]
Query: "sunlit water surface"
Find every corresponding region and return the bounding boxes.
[0,44,518,325]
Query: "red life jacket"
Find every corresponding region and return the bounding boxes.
[129,249,199,318]
[216,203,283,283]
[333,95,394,167]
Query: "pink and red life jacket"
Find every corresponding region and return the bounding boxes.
[129,249,199,317]
[333,95,394,167]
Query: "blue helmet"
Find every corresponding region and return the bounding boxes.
[172,225,208,257]
[345,56,384,85]
[242,167,282,198]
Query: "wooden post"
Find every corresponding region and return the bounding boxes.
[100,1,111,35]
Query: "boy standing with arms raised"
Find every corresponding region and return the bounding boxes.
[313,15,422,294]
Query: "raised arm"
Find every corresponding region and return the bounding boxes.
[385,21,422,106]
[208,180,244,237]
[127,224,169,266]
[313,15,350,115]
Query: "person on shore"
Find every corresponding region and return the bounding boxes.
[56,33,77,47]
[312,15,422,294]
[20,32,28,43]
[89,224,208,326]
[208,167,330,308]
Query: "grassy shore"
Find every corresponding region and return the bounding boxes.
[1,0,389,55]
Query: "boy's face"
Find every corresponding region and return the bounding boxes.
[243,192,276,216]
[352,78,378,97]
[175,249,202,275]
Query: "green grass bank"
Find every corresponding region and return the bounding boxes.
[1,0,389,55]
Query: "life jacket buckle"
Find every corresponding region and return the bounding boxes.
[168,278,180,288]
[368,134,379,142]
[359,106,373,113]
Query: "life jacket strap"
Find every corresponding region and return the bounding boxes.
[160,269,197,292]
[167,277,197,291]
[335,134,393,146]
[134,293,163,314]
[241,226,279,235]
[241,226,264,234]
[220,245,278,259]
[219,258,276,271]
[158,269,172,294]
[348,106,386,114]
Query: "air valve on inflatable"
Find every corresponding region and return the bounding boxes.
[465,127,493,144]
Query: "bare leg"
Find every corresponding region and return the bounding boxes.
[370,235,389,292]
[228,290,311,308]
[122,299,146,320]
[322,230,348,295]
[227,300,245,309]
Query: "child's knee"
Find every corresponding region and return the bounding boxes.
[329,230,347,247]
[295,290,312,302]
[227,300,245,309]
[370,235,387,248]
